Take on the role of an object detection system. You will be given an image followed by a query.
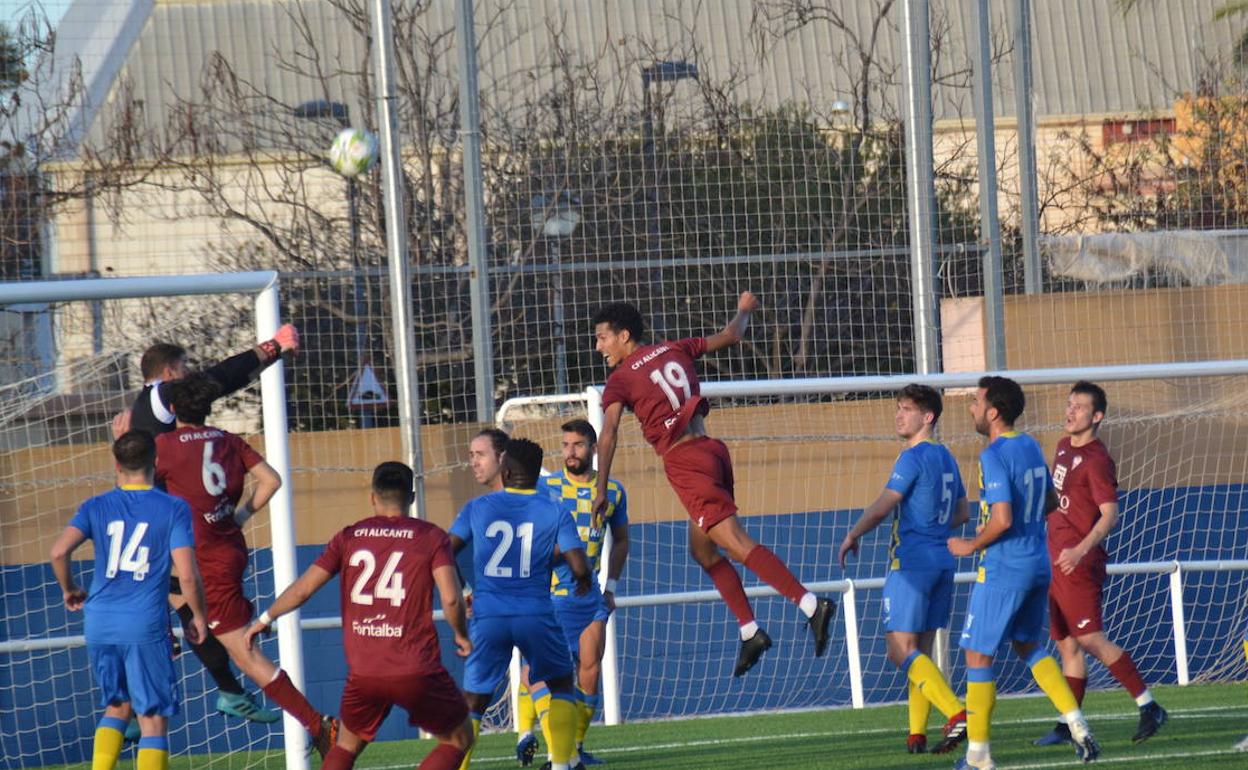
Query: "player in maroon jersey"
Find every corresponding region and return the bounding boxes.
[156,374,338,756]
[244,462,474,770]
[590,293,834,677]
[1033,381,1167,748]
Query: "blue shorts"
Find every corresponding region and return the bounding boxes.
[552,596,610,656]
[958,580,1048,656]
[88,639,179,717]
[882,569,954,633]
[464,613,572,695]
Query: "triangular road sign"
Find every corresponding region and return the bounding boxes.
[347,365,389,409]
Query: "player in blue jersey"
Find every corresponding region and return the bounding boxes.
[947,377,1100,770]
[49,431,208,770]
[540,419,631,766]
[838,385,969,755]
[449,438,593,770]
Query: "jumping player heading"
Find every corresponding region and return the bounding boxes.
[590,292,833,678]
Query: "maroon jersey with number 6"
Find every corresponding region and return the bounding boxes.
[155,426,261,553]
[314,515,455,678]
[602,337,710,455]
[1049,435,1119,568]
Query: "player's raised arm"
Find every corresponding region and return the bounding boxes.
[592,401,625,516]
[200,323,300,399]
[705,291,760,353]
[838,489,904,568]
[49,526,88,611]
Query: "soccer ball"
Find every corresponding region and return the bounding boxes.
[328,128,379,178]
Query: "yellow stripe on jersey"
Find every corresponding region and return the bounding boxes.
[543,472,625,595]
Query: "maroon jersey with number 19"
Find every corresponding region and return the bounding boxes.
[314,515,455,678]
[602,337,710,455]
[1049,435,1119,567]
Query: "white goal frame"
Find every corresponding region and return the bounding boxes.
[0,271,309,770]
[497,358,1248,725]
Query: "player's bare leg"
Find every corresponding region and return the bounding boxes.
[1011,640,1098,763]
[574,620,607,765]
[886,630,966,755]
[215,627,336,756]
[1074,631,1165,743]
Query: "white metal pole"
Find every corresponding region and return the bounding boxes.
[508,647,523,732]
[933,627,950,676]
[842,580,864,709]
[255,284,310,770]
[1168,564,1190,685]
[586,387,622,725]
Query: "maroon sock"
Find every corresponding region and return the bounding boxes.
[704,558,755,625]
[322,745,356,770]
[1065,675,1087,706]
[1107,652,1148,699]
[419,743,467,770]
[742,545,808,606]
[261,670,322,733]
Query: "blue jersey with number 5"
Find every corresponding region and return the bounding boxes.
[886,440,964,571]
[451,488,583,618]
[69,485,195,644]
[977,432,1052,588]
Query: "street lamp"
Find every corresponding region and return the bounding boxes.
[293,99,373,427]
[532,193,580,394]
[640,60,697,338]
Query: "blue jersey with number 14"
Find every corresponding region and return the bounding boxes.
[977,432,1052,589]
[886,440,964,571]
[69,485,194,645]
[451,488,583,618]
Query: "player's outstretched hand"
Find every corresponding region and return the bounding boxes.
[243,620,270,650]
[63,587,87,612]
[837,536,859,568]
[274,324,300,354]
[738,291,760,313]
[111,409,132,440]
[453,633,472,658]
[184,613,207,646]
[947,537,976,558]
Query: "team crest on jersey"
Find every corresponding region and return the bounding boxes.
[1052,464,1068,489]
[1072,456,1084,468]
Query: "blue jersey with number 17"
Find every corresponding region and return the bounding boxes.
[69,485,195,645]
[451,488,584,618]
[886,440,964,571]
[977,432,1052,589]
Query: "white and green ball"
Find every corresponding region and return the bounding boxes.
[328,128,379,178]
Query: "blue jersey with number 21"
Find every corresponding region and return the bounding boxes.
[69,485,195,645]
[451,488,584,618]
[977,432,1052,588]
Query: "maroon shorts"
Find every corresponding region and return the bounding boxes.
[200,546,253,635]
[662,436,738,532]
[339,669,468,740]
[1048,560,1107,640]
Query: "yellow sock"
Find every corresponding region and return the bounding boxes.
[91,718,126,770]
[965,668,996,744]
[546,694,578,764]
[1030,654,1079,715]
[457,713,482,770]
[907,680,931,735]
[135,737,170,770]
[576,699,593,746]
[533,689,554,754]
[906,653,964,719]
[1242,639,1247,665]
[517,684,536,735]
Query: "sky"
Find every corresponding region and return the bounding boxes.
[2,1,74,29]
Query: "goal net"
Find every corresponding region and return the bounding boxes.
[0,278,306,770]
[499,366,1248,722]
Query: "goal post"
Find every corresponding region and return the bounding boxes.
[497,358,1248,725]
[0,271,308,770]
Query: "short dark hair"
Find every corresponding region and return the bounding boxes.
[113,431,156,472]
[501,437,545,489]
[475,427,509,455]
[372,461,415,507]
[163,373,220,426]
[591,302,645,342]
[898,384,942,423]
[1070,380,1108,417]
[978,375,1025,426]
[561,418,597,445]
[140,343,187,381]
